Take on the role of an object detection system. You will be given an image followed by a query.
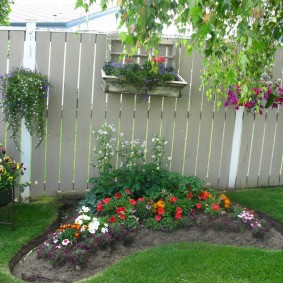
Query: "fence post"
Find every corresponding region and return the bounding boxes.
[228,107,244,188]
[20,22,36,202]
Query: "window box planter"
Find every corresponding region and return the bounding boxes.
[101,69,187,98]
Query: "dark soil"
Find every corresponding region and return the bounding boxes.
[10,205,283,283]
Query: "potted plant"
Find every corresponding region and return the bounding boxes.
[0,143,29,205]
[101,56,187,98]
[0,68,51,149]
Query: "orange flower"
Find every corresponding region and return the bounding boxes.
[156,200,165,208]
[74,233,80,238]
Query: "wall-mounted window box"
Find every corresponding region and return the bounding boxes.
[101,35,188,98]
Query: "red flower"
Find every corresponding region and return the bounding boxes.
[125,188,131,194]
[212,203,220,211]
[115,192,122,199]
[175,212,182,219]
[170,196,177,203]
[116,206,126,213]
[191,209,196,215]
[97,202,103,212]
[109,216,116,223]
[155,215,162,221]
[103,198,111,204]
[187,192,193,199]
[152,56,166,63]
[138,198,145,202]
[129,199,136,205]
[176,207,183,214]
[198,191,209,201]
[118,213,126,220]
[157,207,164,215]
[196,203,202,209]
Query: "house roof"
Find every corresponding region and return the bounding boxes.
[8,0,117,28]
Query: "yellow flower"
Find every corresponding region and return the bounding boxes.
[0,165,4,173]
[8,176,13,181]
[156,200,165,208]
[3,156,10,162]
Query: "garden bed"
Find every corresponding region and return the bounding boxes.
[10,205,283,283]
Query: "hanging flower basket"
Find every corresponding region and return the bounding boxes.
[101,57,187,98]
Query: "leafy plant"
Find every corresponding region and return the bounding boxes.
[103,56,176,91]
[0,0,13,25]
[0,143,29,192]
[0,68,51,148]
[77,0,283,113]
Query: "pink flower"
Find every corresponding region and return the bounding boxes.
[187,192,193,199]
[212,203,220,211]
[125,188,131,194]
[129,199,136,205]
[157,207,164,215]
[170,196,177,203]
[176,207,183,214]
[138,198,145,202]
[175,212,182,220]
[97,202,103,212]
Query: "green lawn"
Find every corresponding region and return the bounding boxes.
[1,188,282,283]
[227,187,283,223]
[80,242,283,283]
[0,197,58,283]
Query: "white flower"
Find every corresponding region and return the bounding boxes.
[81,206,90,213]
[101,227,108,233]
[167,157,172,161]
[53,239,58,244]
[34,180,39,186]
[62,239,71,246]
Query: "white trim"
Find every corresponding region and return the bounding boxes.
[228,107,244,188]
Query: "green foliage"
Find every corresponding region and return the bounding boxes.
[0,0,13,25]
[77,0,283,111]
[0,68,51,149]
[103,58,175,90]
[0,143,29,192]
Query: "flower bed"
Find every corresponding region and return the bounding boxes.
[37,188,269,268]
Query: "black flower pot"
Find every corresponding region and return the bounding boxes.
[0,188,12,206]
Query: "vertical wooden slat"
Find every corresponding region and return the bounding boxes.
[217,108,235,188]
[207,106,227,187]
[257,110,277,186]
[246,114,265,187]
[235,112,254,188]
[45,32,65,195]
[6,31,25,167]
[60,33,81,191]
[171,46,194,174]
[195,90,214,180]
[269,110,283,185]
[183,52,203,176]
[0,31,9,144]
[74,33,96,189]
[89,34,107,179]
[31,31,51,196]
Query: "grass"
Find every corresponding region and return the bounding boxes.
[80,242,283,283]
[0,197,58,283]
[1,188,283,283]
[226,187,283,223]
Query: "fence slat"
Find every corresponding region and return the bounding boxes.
[182,53,203,176]
[6,31,25,166]
[235,113,254,188]
[60,33,81,191]
[31,31,51,196]
[245,115,265,187]
[45,32,66,195]
[258,110,277,186]
[74,34,96,190]
[207,106,226,187]
[89,34,107,179]
[0,31,9,145]
[269,110,283,186]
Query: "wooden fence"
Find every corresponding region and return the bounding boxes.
[0,29,283,197]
